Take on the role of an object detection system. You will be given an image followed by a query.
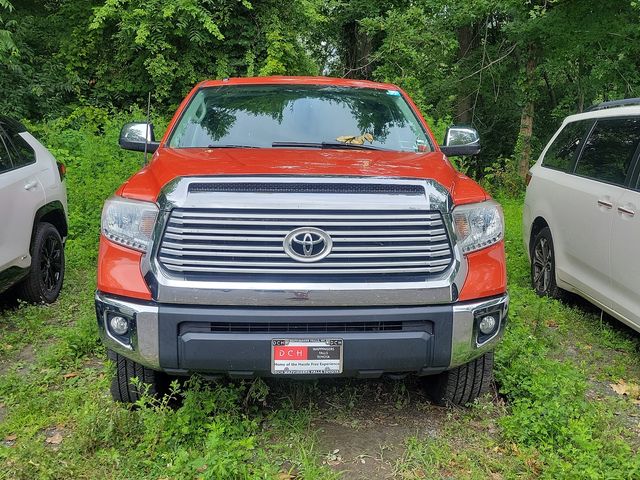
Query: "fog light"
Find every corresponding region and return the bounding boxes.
[109,315,129,335]
[478,315,497,335]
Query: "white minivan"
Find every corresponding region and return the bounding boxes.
[523,99,640,333]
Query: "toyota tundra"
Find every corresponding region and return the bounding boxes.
[97,76,508,405]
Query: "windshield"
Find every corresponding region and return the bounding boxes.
[168,85,433,152]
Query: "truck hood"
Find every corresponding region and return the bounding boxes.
[118,148,488,205]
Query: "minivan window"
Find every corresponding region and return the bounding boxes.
[542,120,589,172]
[575,117,640,186]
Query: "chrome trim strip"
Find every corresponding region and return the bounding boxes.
[165,226,446,236]
[159,257,452,268]
[171,218,444,227]
[174,211,442,220]
[140,176,467,306]
[450,294,509,368]
[160,247,451,258]
[163,233,449,242]
[96,292,160,369]
[160,243,449,252]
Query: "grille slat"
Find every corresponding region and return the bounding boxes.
[160,242,450,252]
[174,211,442,220]
[159,256,452,268]
[160,248,451,258]
[161,265,448,274]
[172,218,442,227]
[157,204,455,281]
[165,226,446,236]
[163,232,449,243]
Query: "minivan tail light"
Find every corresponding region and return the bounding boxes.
[57,161,66,181]
[525,171,532,186]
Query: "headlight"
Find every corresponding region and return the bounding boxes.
[101,196,159,252]
[452,200,504,254]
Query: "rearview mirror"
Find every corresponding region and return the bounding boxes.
[440,126,480,156]
[119,122,160,153]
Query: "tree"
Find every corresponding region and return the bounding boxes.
[87,0,322,105]
[0,0,17,61]
[1,0,640,187]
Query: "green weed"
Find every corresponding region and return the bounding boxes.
[1,117,640,479]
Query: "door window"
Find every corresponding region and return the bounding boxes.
[542,120,590,172]
[0,119,35,168]
[0,133,13,173]
[575,117,640,186]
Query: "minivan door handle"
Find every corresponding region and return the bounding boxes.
[23,180,38,191]
[597,199,613,209]
[618,206,635,217]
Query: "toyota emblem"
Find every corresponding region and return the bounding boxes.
[283,227,333,262]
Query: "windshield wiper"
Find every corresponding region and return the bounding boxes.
[207,144,261,149]
[272,141,389,151]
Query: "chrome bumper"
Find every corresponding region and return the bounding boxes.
[450,294,508,367]
[96,291,508,373]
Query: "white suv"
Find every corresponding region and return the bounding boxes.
[0,117,68,303]
[523,99,640,332]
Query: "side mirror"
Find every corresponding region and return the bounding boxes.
[119,122,160,153]
[440,126,480,156]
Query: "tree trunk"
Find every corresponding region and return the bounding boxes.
[456,25,475,124]
[542,70,556,108]
[517,48,537,178]
[342,21,374,79]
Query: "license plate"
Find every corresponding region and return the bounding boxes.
[271,339,343,375]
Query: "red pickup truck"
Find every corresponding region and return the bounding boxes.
[97,76,507,405]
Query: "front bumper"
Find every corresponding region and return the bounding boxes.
[96,292,508,377]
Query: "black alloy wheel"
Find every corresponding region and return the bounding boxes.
[40,234,63,293]
[531,226,563,299]
[18,222,65,303]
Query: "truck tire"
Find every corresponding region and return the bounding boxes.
[108,350,169,403]
[425,352,494,406]
[17,222,65,304]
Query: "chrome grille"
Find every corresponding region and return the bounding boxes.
[157,208,454,280]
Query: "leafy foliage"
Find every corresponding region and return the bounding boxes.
[26,106,164,268]
[0,0,17,61]
[2,4,640,477]
[4,0,640,180]
[495,198,640,478]
[324,0,640,176]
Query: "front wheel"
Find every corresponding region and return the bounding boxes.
[108,350,170,403]
[424,352,494,406]
[531,226,564,299]
[17,222,65,303]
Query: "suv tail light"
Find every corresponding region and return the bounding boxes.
[57,161,66,181]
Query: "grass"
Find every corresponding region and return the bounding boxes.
[1,112,640,478]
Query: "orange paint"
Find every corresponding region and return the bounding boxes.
[118,148,487,205]
[97,237,152,300]
[117,76,488,205]
[458,241,508,301]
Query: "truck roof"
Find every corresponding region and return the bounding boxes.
[197,76,401,91]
